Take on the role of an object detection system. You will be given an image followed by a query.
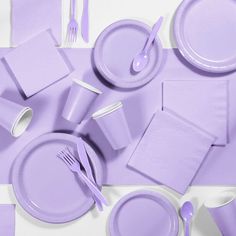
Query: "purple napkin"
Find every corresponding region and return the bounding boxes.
[128,111,215,194]
[4,31,70,97]
[163,80,228,145]
[0,205,15,236]
[12,0,61,46]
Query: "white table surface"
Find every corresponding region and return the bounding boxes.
[0,0,234,235]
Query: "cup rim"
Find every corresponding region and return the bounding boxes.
[73,79,102,94]
[11,107,33,137]
[92,102,123,119]
[204,191,236,209]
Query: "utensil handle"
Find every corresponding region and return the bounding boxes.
[77,139,103,210]
[144,16,163,54]
[71,0,76,18]
[81,0,89,42]
[185,221,190,236]
[76,170,108,206]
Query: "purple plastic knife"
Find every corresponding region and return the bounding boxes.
[81,0,89,42]
[77,137,103,210]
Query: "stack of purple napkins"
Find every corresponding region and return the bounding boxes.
[129,79,228,194]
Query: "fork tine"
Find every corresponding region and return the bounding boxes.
[63,151,76,164]
[57,153,71,167]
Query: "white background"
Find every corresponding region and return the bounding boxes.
[0,0,235,235]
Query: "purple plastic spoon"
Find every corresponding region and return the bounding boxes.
[180,201,194,236]
[132,16,163,73]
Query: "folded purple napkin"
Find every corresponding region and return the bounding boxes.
[163,80,228,145]
[4,31,70,97]
[0,205,15,236]
[128,111,215,194]
[12,0,62,46]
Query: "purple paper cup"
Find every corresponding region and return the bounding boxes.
[62,79,102,124]
[204,191,236,236]
[92,101,132,150]
[0,97,33,137]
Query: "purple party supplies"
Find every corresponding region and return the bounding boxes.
[0,97,33,137]
[4,31,70,97]
[109,190,179,236]
[128,111,215,194]
[204,191,236,236]
[92,102,132,150]
[93,20,163,89]
[12,0,62,45]
[12,133,104,223]
[62,79,102,123]
[163,80,228,145]
[174,0,236,73]
[0,205,15,236]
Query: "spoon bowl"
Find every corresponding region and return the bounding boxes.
[180,201,194,221]
[132,52,149,72]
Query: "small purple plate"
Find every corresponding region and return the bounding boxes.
[109,190,179,236]
[11,133,103,223]
[174,0,236,73]
[93,20,163,89]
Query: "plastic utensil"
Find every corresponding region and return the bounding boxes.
[180,201,194,236]
[76,139,103,210]
[132,16,163,73]
[81,0,89,42]
[66,0,78,43]
[58,148,108,206]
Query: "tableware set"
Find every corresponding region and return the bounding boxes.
[2,0,236,234]
[57,147,108,207]
[66,0,89,43]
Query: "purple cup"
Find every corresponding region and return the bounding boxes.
[204,191,236,236]
[92,101,132,150]
[0,97,33,137]
[62,79,102,123]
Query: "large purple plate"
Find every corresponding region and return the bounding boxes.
[174,0,236,73]
[109,190,179,236]
[11,133,103,223]
[93,20,163,89]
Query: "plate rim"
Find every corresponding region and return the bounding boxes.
[93,19,163,89]
[174,0,236,73]
[11,132,103,224]
[108,190,179,236]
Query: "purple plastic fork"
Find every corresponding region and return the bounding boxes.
[76,139,103,211]
[67,0,78,43]
[57,149,108,206]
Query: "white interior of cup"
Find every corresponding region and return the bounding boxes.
[204,192,236,208]
[92,102,123,119]
[73,79,102,94]
[11,108,33,137]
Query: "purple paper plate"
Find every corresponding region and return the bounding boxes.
[109,190,179,236]
[174,0,236,73]
[93,20,163,89]
[11,133,103,223]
